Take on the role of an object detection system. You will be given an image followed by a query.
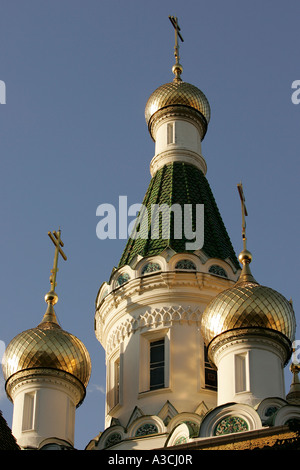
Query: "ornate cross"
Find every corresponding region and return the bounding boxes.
[48,229,67,291]
[237,183,248,251]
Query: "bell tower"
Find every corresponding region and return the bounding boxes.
[92,17,241,450]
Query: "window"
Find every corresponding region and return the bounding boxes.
[139,329,170,393]
[141,262,161,275]
[22,392,35,431]
[167,123,174,144]
[114,358,120,405]
[175,259,196,270]
[150,339,165,390]
[116,273,130,286]
[214,416,248,436]
[204,345,217,391]
[135,423,158,437]
[107,350,122,411]
[235,353,247,393]
[209,265,228,278]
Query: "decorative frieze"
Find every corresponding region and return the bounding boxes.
[104,306,202,355]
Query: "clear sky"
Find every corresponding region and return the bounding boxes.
[0,0,299,450]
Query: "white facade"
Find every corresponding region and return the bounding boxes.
[94,251,240,446]
[150,114,207,177]
[7,369,84,449]
[210,331,289,407]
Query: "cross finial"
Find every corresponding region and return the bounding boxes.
[169,16,184,81]
[41,230,67,325]
[237,183,248,251]
[47,229,67,293]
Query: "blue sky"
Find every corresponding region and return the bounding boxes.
[0,1,299,450]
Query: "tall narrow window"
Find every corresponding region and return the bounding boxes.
[114,358,120,405]
[235,354,247,393]
[22,392,35,431]
[167,123,174,144]
[150,339,165,390]
[108,351,122,411]
[204,345,217,391]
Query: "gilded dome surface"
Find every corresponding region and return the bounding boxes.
[201,280,296,346]
[2,321,91,388]
[145,80,211,126]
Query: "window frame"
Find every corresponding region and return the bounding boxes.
[139,328,170,394]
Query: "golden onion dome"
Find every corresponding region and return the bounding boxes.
[2,294,91,389]
[145,79,211,139]
[201,252,296,346]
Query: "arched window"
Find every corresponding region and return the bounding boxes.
[214,416,248,436]
[175,260,196,270]
[116,273,130,286]
[209,265,228,278]
[141,262,161,275]
[135,423,158,437]
[104,432,122,448]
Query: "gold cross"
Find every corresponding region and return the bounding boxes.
[48,229,67,291]
[237,183,248,251]
[169,16,184,79]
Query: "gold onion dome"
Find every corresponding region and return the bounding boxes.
[2,295,91,391]
[2,230,91,399]
[145,16,210,141]
[201,250,296,347]
[145,80,211,140]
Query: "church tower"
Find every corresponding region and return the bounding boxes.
[89,17,300,451]
[92,17,242,450]
[2,230,91,450]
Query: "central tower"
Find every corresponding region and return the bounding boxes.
[92,17,241,450]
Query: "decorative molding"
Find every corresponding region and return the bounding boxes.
[150,148,207,177]
[148,106,208,144]
[95,270,235,344]
[157,401,178,426]
[105,306,202,355]
[199,403,262,438]
[6,368,86,407]
[208,327,292,367]
[95,255,238,313]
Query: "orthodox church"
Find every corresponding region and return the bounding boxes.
[1,17,300,451]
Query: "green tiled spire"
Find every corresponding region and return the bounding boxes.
[118,162,240,270]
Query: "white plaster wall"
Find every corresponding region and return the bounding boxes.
[150,117,206,176]
[154,118,201,156]
[11,377,78,449]
[105,321,217,428]
[215,337,286,407]
[97,266,238,430]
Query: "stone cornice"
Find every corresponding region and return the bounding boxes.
[96,271,234,320]
[148,106,208,142]
[150,148,207,177]
[95,271,235,349]
[5,368,86,407]
[207,327,292,367]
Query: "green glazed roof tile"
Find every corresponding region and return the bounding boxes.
[118,162,240,270]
